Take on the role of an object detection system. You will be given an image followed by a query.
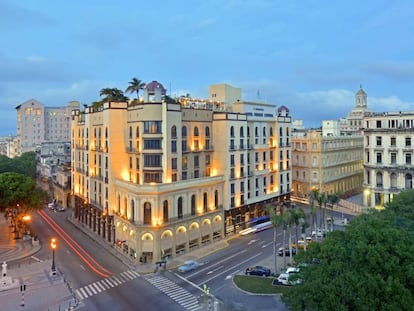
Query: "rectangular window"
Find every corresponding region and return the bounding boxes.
[376,120,381,128]
[230,155,235,166]
[171,140,177,153]
[194,170,199,178]
[230,183,235,195]
[144,154,162,167]
[406,137,411,147]
[391,153,397,164]
[376,136,382,146]
[376,152,382,164]
[205,154,210,166]
[144,139,162,149]
[406,153,412,165]
[390,137,396,146]
[194,155,199,168]
[182,172,187,180]
[143,172,162,183]
[171,158,177,169]
[144,121,162,134]
[182,156,187,170]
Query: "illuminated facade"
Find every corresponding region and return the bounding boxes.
[71,82,291,264]
[363,111,414,208]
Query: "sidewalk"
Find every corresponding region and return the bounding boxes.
[0,214,41,264]
[0,212,76,311]
[67,216,232,274]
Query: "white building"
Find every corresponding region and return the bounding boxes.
[363,111,414,208]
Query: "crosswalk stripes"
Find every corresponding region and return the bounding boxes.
[144,275,202,311]
[75,270,140,301]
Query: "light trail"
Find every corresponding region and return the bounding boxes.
[38,210,112,278]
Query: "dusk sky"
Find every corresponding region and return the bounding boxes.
[1,0,414,135]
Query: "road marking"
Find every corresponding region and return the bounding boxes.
[248,239,257,245]
[206,265,224,275]
[79,265,86,271]
[197,252,263,286]
[262,241,273,248]
[186,249,247,278]
[30,256,42,262]
[145,275,202,310]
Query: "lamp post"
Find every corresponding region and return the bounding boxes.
[50,238,57,276]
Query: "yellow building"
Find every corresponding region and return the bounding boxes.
[292,130,364,202]
[71,82,291,264]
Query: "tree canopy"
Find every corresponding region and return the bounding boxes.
[282,190,414,311]
[0,151,36,178]
[0,172,47,211]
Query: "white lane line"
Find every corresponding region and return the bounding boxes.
[206,265,224,275]
[186,249,248,277]
[197,252,263,286]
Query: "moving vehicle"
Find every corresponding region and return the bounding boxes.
[178,260,199,272]
[245,266,271,277]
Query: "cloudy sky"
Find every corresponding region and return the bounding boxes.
[1,0,414,135]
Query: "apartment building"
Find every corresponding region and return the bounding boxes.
[71,82,292,264]
[363,111,414,208]
[15,99,79,154]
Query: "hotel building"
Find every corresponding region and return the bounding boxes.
[71,82,292,264]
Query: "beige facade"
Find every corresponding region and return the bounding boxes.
[363,111,414,208]
[71,82,292,264]
[15,99,79,155]
[292,130,364,202]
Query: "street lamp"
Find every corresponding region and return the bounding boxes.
[50,238,57,276]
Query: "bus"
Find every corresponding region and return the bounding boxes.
[239,215,272,235]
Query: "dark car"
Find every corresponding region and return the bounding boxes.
[245,266,271,277]
[278,247,297,256]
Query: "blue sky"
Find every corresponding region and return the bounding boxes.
[1,0,414,135]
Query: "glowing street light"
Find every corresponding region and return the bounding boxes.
[50,238,57,276]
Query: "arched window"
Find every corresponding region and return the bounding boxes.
[214,190,219,208]
[255,127,259,137]
[105,127,108,138]
[263,127,266,137]
[191,195,196,216]
[205,126,210,137]
[178,197,183,219]
[203,192,208,212]
[240,127,244,137]
[194,126,199,137]
[129,126,133,139]
[181,126,187,137]
[130,199,135,221]
[143,202,151,225]
[230,126,235,137]
[163,200,168,223]
[269,127,273,136]
[405,174,413,189]
[171,126,177,138]
[247,127,250,137]
[136,126,140,138]
[286,127,290,136]
[279,127,283,136]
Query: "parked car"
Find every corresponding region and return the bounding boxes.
[276,271,302,286]
[278,247,297,256]
[311,228,327,238]
[178,260,199,273]
[245,266,271,277]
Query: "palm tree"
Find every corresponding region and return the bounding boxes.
[99,88,128,102]
[327,192,341,232]
[292,208,307,253]
[125,77,146,99]
[268,205,284,275]
[313,189,326,230]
